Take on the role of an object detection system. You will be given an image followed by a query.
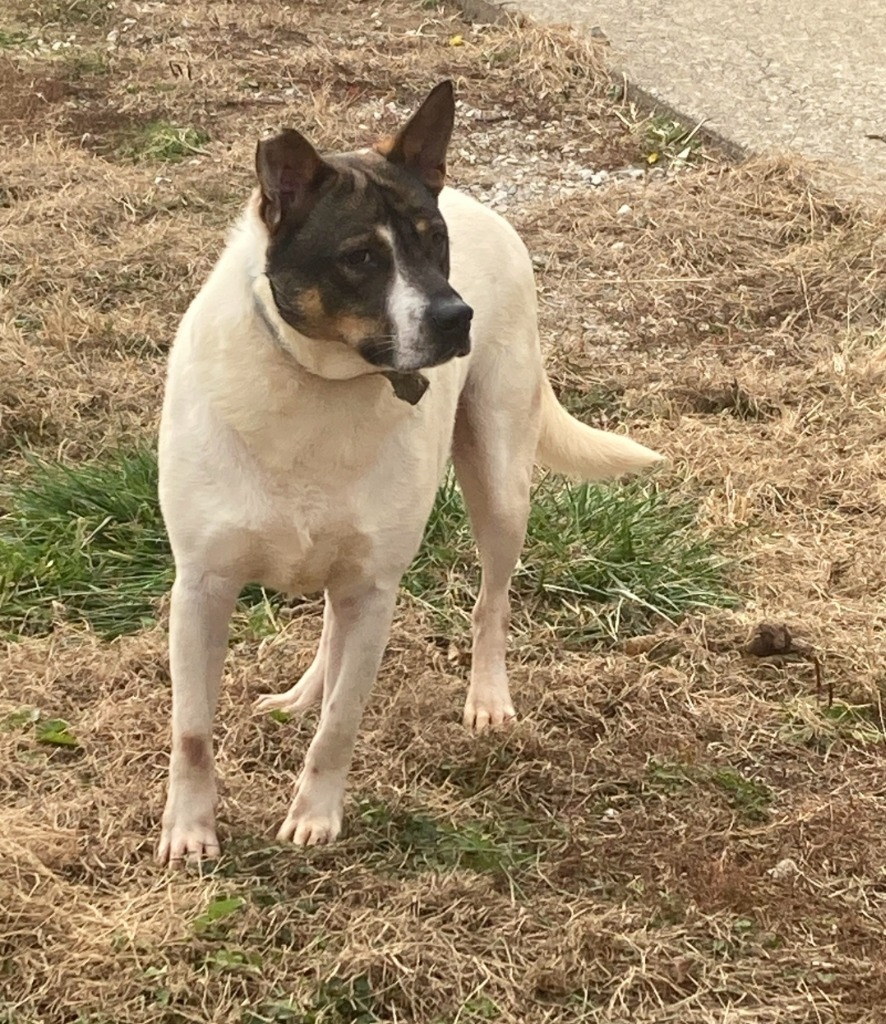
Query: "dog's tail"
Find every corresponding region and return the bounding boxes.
[536,375,663,480]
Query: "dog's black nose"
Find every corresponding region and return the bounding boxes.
[429,297,473,335]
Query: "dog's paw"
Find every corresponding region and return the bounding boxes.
[277,812,342,847]
[253,675,323,716]
[155,819,220,866]
[463,692,516,734]
[277,769,344,846]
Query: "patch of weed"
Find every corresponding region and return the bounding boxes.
[243,976,379,1024]
[193,895,245,937]
[642,759,772,821]
[555,382,625,422]
[65,48,109,76]
[355,798,540,876]
[116,121,209,162]
[1,707,39,730]
[640,113,705,166]
[314,975,379,1023]
[707,916,761,959]
[433,743,520,796]
[779,698,884,750]
[199,948,263,975]
[643,758,693,794]
[35,716,78,747]
[458,996,501,1020]
[710,768,772,821]
[0,27,30,46]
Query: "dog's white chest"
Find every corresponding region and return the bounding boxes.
[245,491,372,596]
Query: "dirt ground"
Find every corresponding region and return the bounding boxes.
[2,1,886,1022]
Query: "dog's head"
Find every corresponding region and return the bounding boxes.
[255,81,472,373]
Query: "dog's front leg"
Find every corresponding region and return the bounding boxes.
[277,581,397,846]
[156,570,238,865]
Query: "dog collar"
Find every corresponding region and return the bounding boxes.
[252,279,429,406]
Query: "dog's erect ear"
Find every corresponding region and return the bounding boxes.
[255,129,332,233]
[378,81,455,195]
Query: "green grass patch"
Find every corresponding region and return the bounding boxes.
[408,472,736,645]
[0,447,735,641]
[556,382,625,422]
[0,448,170,638]
[116,121,209,163]
[35,716,79,747]
[193,895,246,936]
[1,707,39,730]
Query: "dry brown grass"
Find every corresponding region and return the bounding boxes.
[2,0,886,1021]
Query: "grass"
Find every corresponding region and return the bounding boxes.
[0,448,734,641]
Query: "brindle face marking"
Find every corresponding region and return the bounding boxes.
[256,82,473,372]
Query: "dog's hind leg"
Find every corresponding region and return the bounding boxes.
[252,595,328,715]
[276,581,397,845]
[452,374,540,733]
[156,570,239,864]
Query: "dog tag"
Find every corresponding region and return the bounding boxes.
[382,371,429,405]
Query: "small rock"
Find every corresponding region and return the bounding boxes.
[768,857,800,880]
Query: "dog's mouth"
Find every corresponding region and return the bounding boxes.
[359,334,471,372]
[358,337,398,368]
[358,299,473,372]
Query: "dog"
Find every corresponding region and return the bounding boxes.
[155,81,662,863]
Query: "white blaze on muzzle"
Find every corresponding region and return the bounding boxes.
[377,225,429,369]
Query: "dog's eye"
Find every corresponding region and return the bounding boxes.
[341,248,373,267]
[430,230,447,249]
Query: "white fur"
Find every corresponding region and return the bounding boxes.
[377,225,428,368]
[155,185,663,863]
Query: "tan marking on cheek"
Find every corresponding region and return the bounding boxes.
[334,314,381,347]
[180,733,211,771]
[299,287,324,321]
[415,218,429,233]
